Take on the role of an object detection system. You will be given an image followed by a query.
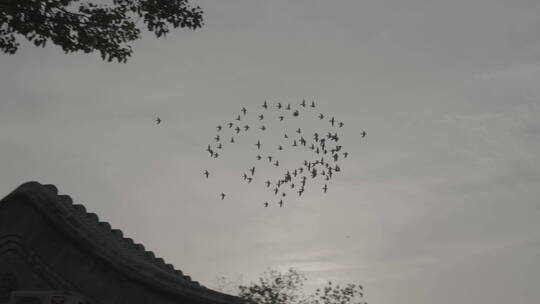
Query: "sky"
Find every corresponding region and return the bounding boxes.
[1,0,540,303]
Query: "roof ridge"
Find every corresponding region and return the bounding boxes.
[38,183,202,287]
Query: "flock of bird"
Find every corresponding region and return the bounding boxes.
[194,99,366,208]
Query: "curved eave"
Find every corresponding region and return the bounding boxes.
[0,182,241,304]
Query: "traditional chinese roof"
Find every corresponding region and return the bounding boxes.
[0,181,240,304]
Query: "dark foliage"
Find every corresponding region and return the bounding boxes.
[0,0,203,62]
[232,268,366,304]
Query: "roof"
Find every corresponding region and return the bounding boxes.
[0,181,240,304]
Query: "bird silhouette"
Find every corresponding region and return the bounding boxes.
[274,188,279,195]
[256,140,261,149]
[277,102,282,109]
[310,101,316,108]
[235,126,241,134]
[319,113,324,119]
[236,115,241,121]
[279,200,283,207]
[278,145,283,151]
[274,160,279,167]
[343,152,348,158]
[156,117,161,124]
[296,128,301,134]
[361,131,367,138]
[204,170,209,178]
[265,180,271,187]
[217,125,222,131]
[256,155,262,160]
[286,104,291,110]
[244,125,249,131]
[241,107,247,115]
[301,99,306,107]
[330,117,335,126]
[217,143,222,149]
[279,116,284,121]
[292,140,297,147]
[250,166,255,175]
[213,153,219,158]
[264,202,269,207]
[284,134,288,138]
[338,122,344,128]
[243,173,248,180]
[258,114,264,120]
[267,156,273,162]
[323,184,328,193]
[230,137,235,143]
[220,193,226,200]
[228,122,234,128]
[214,135,220,142]
[247,177,253,183]
[263,100,268,109]
[260,125,266,131]
[293,110,299,117]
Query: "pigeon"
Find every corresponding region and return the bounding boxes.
[230,137,235,143]
[330,117,335,126]
[277,102,282,109]
[279,200,283,207]
[217,125,222,131]
[250,166,255,175]
[274,160,279,167]
[343,152,348,158]
[267,156,273,162]
[256,140,261,149]
[204,170,209,178]
[310,101,315,108]
[241,107,247,115]
[236,115,241,121]
[323,184,328,193]
[243,173,248,180]
[361,131,367,138]
[235,126,241,134]
[274,188,279,195]
[214,135,220,142]
[264,202,269,207]
[296,128,301,134]
[156,117,161,124]
[244,125,249,131]
[292,110,299,117]
[278,145,283,151]
[220,193,226,200]
[265,180,271,187]
[263,100,268,109]
[228,122,234,128]
[338,122,344,128]
[279,116,284,121]
[318,113,324,119]
[256,155,262,160]
[301,99,306,107]
[247,177,253,183]
[258,114,264,120]
[217,143,222,149]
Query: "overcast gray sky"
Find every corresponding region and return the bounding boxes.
[1,1,540,303]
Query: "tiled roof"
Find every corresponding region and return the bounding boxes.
[1,181,239,304]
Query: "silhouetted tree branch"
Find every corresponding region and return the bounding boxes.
[217,268,367,304]
[0,0,203,62]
